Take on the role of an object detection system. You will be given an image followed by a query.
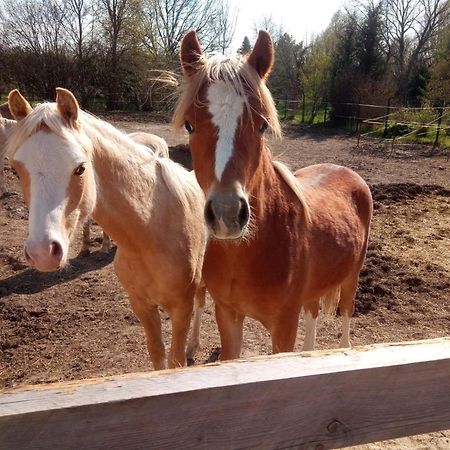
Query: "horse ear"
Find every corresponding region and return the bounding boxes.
[247,30,274,79]
[8,90,33,121]
[56,88,79,126]
[0,117,17,150]
[180,30,203,76]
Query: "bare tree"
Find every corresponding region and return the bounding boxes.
[98,0,142,109]
[64,0,99,106]
[215,0,237,54]
[0,0,67,53]
[0,0,72,98]
[142,0,235,57]
[380,0,450,99]
[252,15,284,42]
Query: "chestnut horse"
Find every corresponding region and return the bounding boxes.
[7,88,207,369]
[174,30,373,358]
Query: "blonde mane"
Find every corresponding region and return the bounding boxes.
[6,102,198,213]
[172,53,282,137]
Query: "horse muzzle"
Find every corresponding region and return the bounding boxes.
[24,238,65,272]
[205,189,250,240]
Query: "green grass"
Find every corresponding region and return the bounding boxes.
[368,122,450,149]
[277,100,330,125]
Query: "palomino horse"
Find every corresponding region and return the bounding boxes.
[175,30,373,358]
[7,88,207,369]
[2,107,169,254]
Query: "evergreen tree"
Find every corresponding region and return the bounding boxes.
[269,33,306,100]
[238,36,251,55]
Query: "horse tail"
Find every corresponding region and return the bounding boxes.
[127,131,169,158]
[320,286,341,316]
[152,139,169,158]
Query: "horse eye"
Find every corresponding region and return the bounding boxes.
[184,121,194,134]
[74,163,85,176]
[12,168,19,178]
[260,121,269,133]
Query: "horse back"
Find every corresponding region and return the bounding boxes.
[295,163,372,229]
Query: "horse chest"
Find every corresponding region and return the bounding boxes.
[203,242,303,316]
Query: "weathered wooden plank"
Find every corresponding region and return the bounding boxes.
[1,338,450,450]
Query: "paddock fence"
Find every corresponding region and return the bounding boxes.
[3,92,449,151]
[274,96,450,152]
[1,337,450,449]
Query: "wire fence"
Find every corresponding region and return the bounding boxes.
[7,92,449,151]
[274,96,450,151]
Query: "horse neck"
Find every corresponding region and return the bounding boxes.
[86,120,157,249]
[246,145,283,216]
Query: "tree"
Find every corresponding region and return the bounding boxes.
[252,15,283,42]
[238,36,251,55]
[98,0,144,110]
[142,0,235,58]
[0,0,73,99]
[300,38,332,122]
[380,0,450,102]
[64,0,100,107]
[428,23,450,103]
[269,33,306,100]
[357,1,385,79]
[215,0,237,54]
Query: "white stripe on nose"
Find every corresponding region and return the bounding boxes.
[207,82,244,181]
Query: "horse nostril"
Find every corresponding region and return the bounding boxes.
[204,200,216,226]
[50,241,63,260]
[238,198,250,228]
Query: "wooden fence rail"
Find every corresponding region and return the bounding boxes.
[1,338,450,449]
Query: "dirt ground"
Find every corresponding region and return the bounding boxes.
[1,117,449,449]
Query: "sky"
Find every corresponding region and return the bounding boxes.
[229,0,345,51]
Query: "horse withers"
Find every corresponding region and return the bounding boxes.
[175,30,373,358]
[6,88,207,369]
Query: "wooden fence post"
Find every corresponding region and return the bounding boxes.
[324,99,328,124]
[302,93,306,123]
[383,98,391,138]
[433,102,445,152]
[391,119,397,151]
[283,95,288,120]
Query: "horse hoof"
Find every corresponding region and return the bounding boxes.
[187,357,195,366]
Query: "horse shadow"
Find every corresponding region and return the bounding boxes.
[0,248,116,297]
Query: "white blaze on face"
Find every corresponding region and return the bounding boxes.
[14,131,85,252]
[207,81,245,181]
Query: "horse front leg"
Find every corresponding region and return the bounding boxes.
[302,302,319,351]
[129,296,166,370]
[270,310,300,354]
[167,299,194,369]
[215,303,244,361]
